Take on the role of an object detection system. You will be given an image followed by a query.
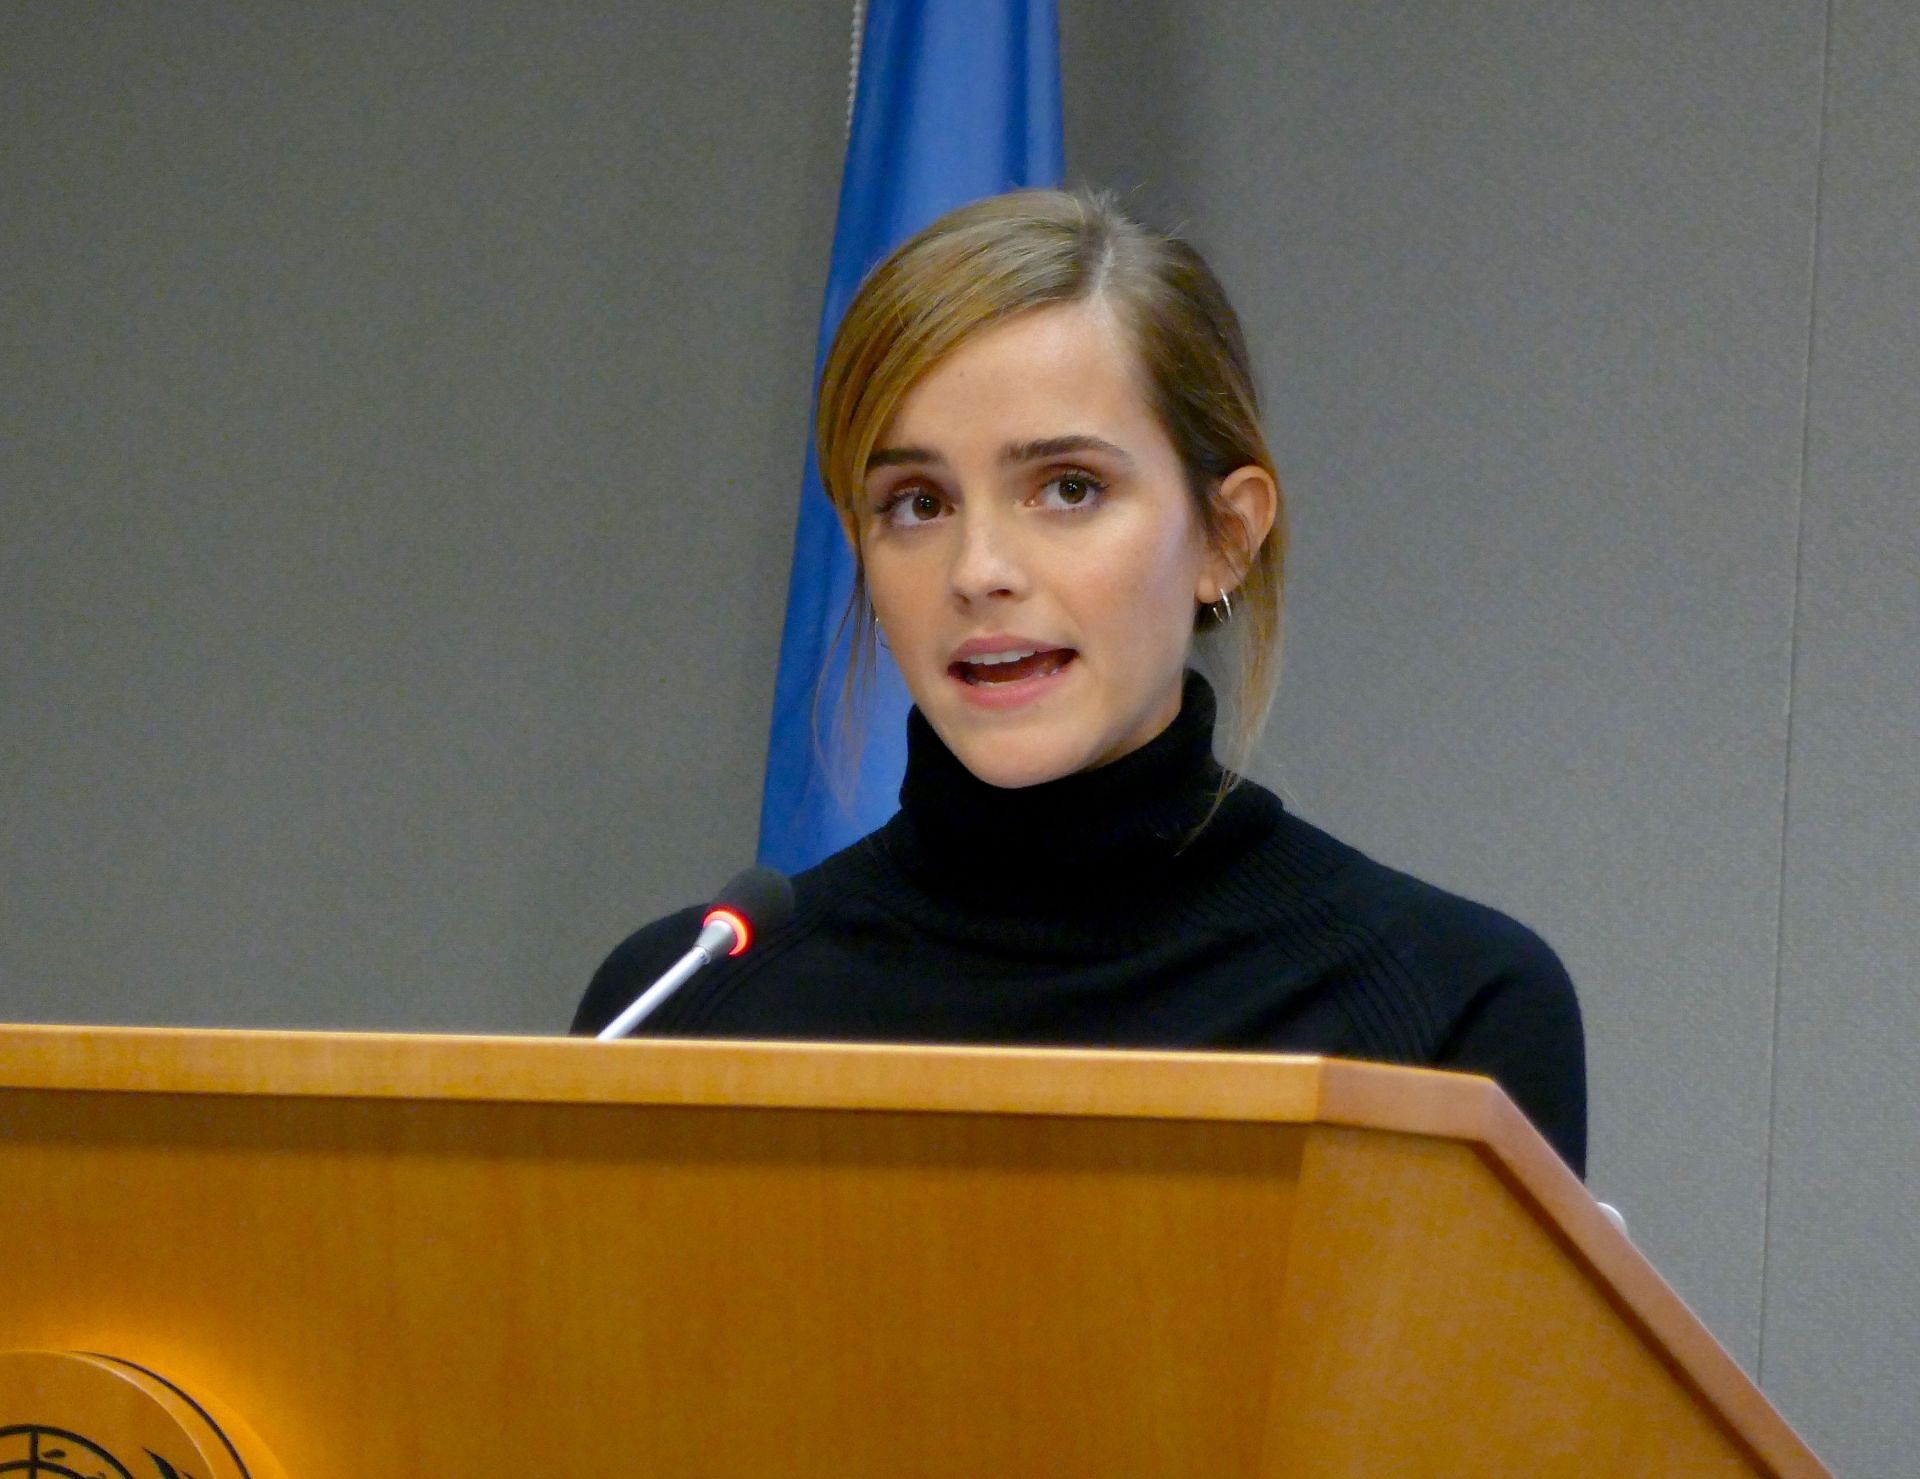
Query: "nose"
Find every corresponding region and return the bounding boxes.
[947,505,1026,605]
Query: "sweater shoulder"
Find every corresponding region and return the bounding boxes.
[1258,810,1586,1172]
[571,843,868,1036]
[1260,808,1566,987]
[571,901,708,1034]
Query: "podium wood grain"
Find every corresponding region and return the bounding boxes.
[0,1026,1825,1476]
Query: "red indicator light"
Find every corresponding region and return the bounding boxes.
[704,907,752,956]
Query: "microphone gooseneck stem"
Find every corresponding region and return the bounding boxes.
[596,917,736,1041]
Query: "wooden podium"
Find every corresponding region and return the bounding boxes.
[0,1025,1825,1476]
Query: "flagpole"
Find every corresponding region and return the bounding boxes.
[847,1,867,135]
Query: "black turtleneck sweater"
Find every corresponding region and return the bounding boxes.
[574,676,1586,1175]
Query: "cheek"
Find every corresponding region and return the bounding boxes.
[860,534,900,608]
[864,545,945,679]
[864,550,915,623]
[1076,516,1204,646]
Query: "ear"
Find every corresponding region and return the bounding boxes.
[1196,464,1279,603]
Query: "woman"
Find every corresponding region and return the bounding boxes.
[574,189,1587,1175]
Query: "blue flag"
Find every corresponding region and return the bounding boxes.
[756,0,1065,875]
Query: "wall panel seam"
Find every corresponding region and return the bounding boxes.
[1756,0,1839,1390]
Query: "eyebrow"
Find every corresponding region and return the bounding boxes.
[864,433,1136,474]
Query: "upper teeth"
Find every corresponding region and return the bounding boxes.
[969,650,1038,665]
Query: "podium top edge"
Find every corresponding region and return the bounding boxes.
[0,1021,1497,1133]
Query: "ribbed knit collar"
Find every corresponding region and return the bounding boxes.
[875,671,1261,909]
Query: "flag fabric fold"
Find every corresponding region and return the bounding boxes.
[757,0,1065,875]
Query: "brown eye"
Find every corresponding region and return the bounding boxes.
[878,486,948,527]
[1039,470,1107,511]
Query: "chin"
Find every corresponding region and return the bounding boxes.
[943,729,1089,790]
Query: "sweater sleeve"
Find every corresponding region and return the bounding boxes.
[1315,837,1591,1179]
[1430,926,1588,1178]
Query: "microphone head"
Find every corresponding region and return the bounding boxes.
[702,866,796,957]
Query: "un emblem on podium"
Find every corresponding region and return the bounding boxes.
[0,1352,282,1479]
[0,1426,147,1477]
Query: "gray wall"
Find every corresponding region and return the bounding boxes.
[1761,0,1920,1463]
[3,3,843,1029]
[3,4,1913,1473]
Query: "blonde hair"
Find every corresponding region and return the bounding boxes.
[815,187,1287,778]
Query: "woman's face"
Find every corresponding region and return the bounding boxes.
[858,301,1233,789]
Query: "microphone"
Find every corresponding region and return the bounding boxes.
[596,866,796,1041]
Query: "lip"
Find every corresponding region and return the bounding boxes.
[948,633,1061,662]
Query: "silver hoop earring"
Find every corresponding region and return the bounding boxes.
[1211,589,1234,625]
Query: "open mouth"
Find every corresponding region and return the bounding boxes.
[949,648,1077,685]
